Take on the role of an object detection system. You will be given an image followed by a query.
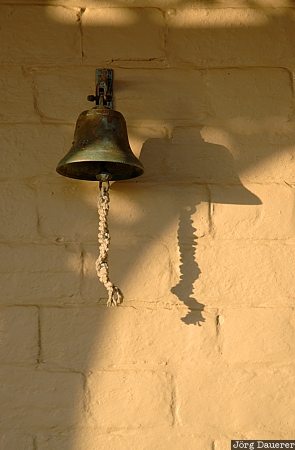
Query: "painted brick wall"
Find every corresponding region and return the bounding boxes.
[0,1,295,449]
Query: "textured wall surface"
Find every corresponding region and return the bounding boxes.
[1,1,295,449]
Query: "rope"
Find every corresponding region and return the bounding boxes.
[95,181,123,307]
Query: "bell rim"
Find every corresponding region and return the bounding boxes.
[56,144,143,170]
[56,159,144,181]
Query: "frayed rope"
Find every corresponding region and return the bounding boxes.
[95,181,123,307]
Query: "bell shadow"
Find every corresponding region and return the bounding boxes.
[133,128,261,325]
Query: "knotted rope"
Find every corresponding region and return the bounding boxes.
[95,181,123,307]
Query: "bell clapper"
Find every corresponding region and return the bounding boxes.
[95,175,123,307]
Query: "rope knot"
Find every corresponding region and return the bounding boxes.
[95,181,123,307]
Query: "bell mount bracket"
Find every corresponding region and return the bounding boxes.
[87,68,113,109]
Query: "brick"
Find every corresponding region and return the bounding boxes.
[105,69,209,125]
[236,136,295,184]
[0,432,33,450]
[178,362,295,435]
[0,243,81,304]
[37,430,212,450]
[0,181,38,241]
[41,306,217,371]
[0,124,73,179]
[0,367,84,429]
[201,123,295,184]
[86,370,172,428]
[220,307,295,364]
[1,2,295,443]
[203,68,292,125]
[110,182,210,242]
[81,240,178,302]
[0,6,81,64]
[138,127,252,184]
[211,183,295,239]
[167,9,295,67]
[0,307,38,364]
[36,180,209,243]
[0,66,36,123]
[32,67,210,124]
[32,67,95,124]
[134,117,295,191]
[35,178,98,243]
[195,240,295,307]
[83,8,164,62]
[138,126,270,186]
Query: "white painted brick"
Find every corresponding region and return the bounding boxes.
[87,370,172,428]
[138,127,248,184]
[211,183,295,239]
[178,362,295,435]
[0,307,38,363]
[0,244,81,304]
[1,2,295,444]
[83,8,164,62]
[0,432,33,450]
[32,67,211,125]
[109,182,209,243]
[36,180,209,243]
[0,67,36,123]
[201,123,295,184]
[81,240,178,302]
[0,367,84,429]
[0,6,81,64]
[0,181,38,241]
[0,124,73,179]
[220,307,295,363]
[196,240,295,307]
[41,306,217,371]
[204,68,292,126]
[37,430,212,450]
[35,178,98,243]
[167,9,295,67]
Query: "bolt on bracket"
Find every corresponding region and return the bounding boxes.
[87,68,113,109]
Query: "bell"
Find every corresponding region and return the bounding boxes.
[56,105,144,181]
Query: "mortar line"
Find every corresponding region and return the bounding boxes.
[22,66,46,123]
[79,245,85,299]
[36,306,42,365]
[169,372,177,427]
[33,436,38,450]
[162,10,169,62]
[216,310,223,355]
[8,63,295,70]
[77,7,85,63]
[205,183,214,237]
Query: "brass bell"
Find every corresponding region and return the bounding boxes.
[56,69,144,181]
[56,69,143,308]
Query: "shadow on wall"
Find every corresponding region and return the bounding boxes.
[4,0,295,448]
[125,130,260,325]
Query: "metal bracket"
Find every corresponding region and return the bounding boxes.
[87,69,113,108]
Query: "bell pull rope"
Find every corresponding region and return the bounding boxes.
[95,180,123,307]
